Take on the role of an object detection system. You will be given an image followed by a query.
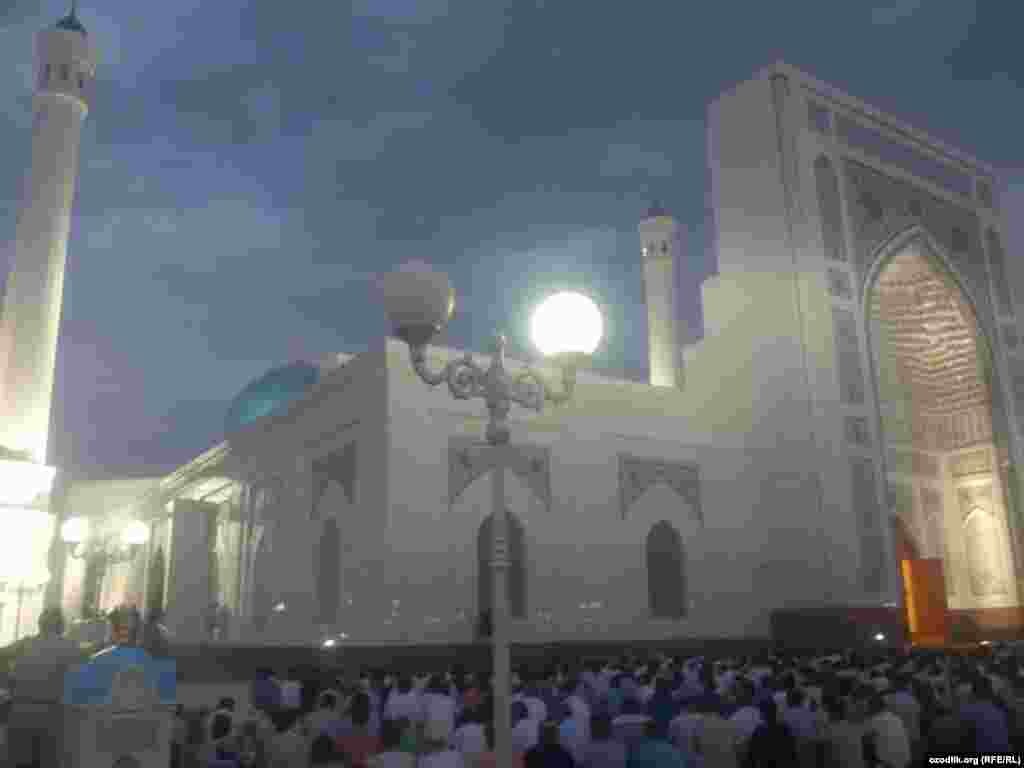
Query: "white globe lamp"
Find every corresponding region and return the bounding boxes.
[60,515,90,545]
[530,291,603,365]
[379,261,456,347]
[121,520,150,547]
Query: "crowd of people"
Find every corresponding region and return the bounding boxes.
[177,644,1024,768]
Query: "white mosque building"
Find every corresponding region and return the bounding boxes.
[5,11,1024,648]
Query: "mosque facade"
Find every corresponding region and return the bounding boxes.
[23,56,1024,646]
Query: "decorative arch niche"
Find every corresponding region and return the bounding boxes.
[862,224,1020,608]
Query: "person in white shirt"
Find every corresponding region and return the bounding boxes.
[420,717,465,768]
[515,677,548,724]
[883,676,921,748]
[512,701,541,753]
[387,676,424,724]
[450,707,488,759]
[421,675,457,741]
[864,693,911,768]
[727,681,763,746]
[564,683,592,748]
[669,699,703,755]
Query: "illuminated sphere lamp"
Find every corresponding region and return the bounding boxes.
[60,515,90,546]
[530,291,603,365]
[121,520,150,547]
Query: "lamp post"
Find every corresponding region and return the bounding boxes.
[60,516,150,619]
[380,261,602,768]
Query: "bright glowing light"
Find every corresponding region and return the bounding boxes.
[0,460,56,507]
[530,292,603,357]
[322,638,337,648]
[121,520,150,546]
[980,640,992,646]
[874,632,886,642]
[273,602,287,613]
[61,516,90,544]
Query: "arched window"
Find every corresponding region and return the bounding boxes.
[317,518,341,624]
[646,521,686,619]
[986,229,1013,316]
[478,511,526,620]
[814,155,847,262]
[145,547,166,619]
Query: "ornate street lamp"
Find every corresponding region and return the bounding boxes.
[380,261,602,768]
[60,516,150,618]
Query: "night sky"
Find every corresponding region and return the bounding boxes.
[0,0,1022,476]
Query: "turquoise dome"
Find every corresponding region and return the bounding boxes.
[225,361,320,434]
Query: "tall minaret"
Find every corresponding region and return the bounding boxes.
[0,2,96,464]
[639,203,683,388]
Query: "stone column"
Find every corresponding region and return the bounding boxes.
[165,498,215,642]
[269,457,317,644]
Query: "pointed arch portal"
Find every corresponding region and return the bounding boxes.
[866,232,1019,612]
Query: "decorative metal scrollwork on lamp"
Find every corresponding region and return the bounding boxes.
[379,261,601,445]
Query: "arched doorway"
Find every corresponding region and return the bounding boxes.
[646,521,687,619]
[477,510,526,623]
[866,234,1019,612]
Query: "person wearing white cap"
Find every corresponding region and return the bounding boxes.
[419,716,465,768]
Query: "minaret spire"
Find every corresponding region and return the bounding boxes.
[0,4,96,462]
